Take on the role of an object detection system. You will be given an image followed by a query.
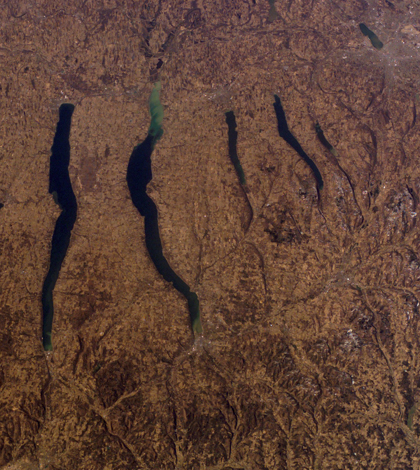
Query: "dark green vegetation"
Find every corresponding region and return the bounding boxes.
[359,23,383,50]
[225,111,246,185]
[42,103,77,351]
[126,85,202,334]
[148,82,164,140]
[273,95,324,189]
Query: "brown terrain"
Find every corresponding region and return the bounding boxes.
[1,0,420,468]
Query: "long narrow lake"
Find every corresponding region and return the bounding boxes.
[42,103,77,351]
[126,84,202,334]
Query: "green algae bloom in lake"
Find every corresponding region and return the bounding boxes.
[149,81,164,141]
[407,404,417,430]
